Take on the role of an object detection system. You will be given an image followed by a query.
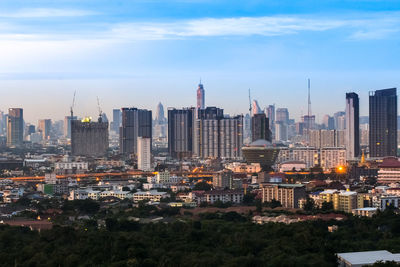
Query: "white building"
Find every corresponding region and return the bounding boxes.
[133,190,169,202]
[320,147,346,170]
[55,161,88,174]
[138,137,151,171]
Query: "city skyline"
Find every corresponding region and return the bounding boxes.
[0,1,400,123]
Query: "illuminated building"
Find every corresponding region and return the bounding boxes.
[71,117,109,157]
[242,139,280,170]
[369,88,397,157]
[7,108,23,147]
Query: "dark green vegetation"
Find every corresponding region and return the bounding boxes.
[2,210,400,266]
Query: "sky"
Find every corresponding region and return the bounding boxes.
[0,0,400,124]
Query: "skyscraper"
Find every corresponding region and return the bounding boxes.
[276,108,289,124]
[266,105,275,125]
[251,100,262,116]
[168,108,195,159]
[111,109,121,134]
[155,102,166,123]
[197,81,205,110]
[322,115,335,130]
[369,88,397,157]
[71,117,109,157]
[64,116,77,138]
[193,107,243,159]
[7,108,23,147]
[251,113,271,142]
[345,92,360,159]
[38,119,52,140]
[120,108,152,155]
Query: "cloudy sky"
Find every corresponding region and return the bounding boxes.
[0,0,399,123]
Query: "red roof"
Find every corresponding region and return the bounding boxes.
[379,157,400,168]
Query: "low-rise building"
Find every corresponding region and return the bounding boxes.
[260,184,306,208]
[352,207,378,217]
[204,189,244,204]
[133,190,170,202]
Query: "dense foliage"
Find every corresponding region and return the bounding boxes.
[3,210,400,266]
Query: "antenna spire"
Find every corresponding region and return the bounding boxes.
[70,90,76,118]
[248,88,252,115]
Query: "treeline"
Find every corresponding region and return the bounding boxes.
[2,210,400,266]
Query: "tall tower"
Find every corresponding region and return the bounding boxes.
[197,80,205,110]
[7,108,23,147]
[369,88,397,157]
[345,92,360,159]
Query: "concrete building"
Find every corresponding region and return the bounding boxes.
[204,189,244,204]
[377,157,400,184]
[133,190,170,202]
[337,250,400,267]
[111,109,121,134]
[38,119,52,140]
[369,88,397,157]
[252,113,271,142]
[213,169,233,189]
[137,137,151,171]
[345,92,360,159]
[260,184,306,208]
[320,147,346,170]
[120,108,152,155]
[278,147,319,169]
[7,108,23,147]
[168,108,195,159]
[71,118,109,157]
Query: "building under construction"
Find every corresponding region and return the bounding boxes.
[71,117,109,157]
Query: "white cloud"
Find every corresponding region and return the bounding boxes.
[0,8,98,18]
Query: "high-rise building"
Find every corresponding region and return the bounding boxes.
[275,121,288,141]
[322,115,335,130]
[120,108,152,155]
[71,118,109,157]
[243,113,251,144]
[251,113,271,142]
[155,102,166,123]
[334,111,346,130]
[64,116,77,138]
[345,92,360,159]
[38,119,52,140]
[7,108,23,147]
[168,108,195,159]
[369,88,397,157]
[194,110,243,159]
[301,115,316,131]
[197,81,205,110]
[276,108,289,124]
[138,137,151,171]
[252,100,263,116]
[111,109,121,134]
[266,105,275,125]
[154,102,167,139]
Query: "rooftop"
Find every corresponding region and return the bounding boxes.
[337,250,400,265]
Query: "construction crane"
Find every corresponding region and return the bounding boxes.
[70,90,76,118]
[248,88,252,115]
[97,96,103,122]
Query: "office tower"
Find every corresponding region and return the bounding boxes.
[64,116,77,138]
[101,113,108,123]
[296,122,305,135]
[251,113,271,142]
[345,92,360,159]
[155,102,166,123]
[275,121,288,141]
[252,100,262,116]
[38,119,52,140]
[276,108,289,124]
[369,88,397,157]
[7,108,23,147]
[154,102,167,139]
[168,108,195,159]
[111,109,121,134]
[71,117,109,157]
[120,108,152,155]
[323,115,335,130]
[309,129,345,149]
[27,125,35,135]
[138,137,151,171]
[243,113,251,144]
[266,105,275,125]
[0,111,5,135]
[197,81,205,110]
[334,111,346,130]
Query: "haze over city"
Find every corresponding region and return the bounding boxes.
[1,0,400,123]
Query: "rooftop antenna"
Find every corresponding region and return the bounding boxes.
[97,96,102,122]
[248,88,252,115]
[70,90,76,118]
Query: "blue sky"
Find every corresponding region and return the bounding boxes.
[0,0,399,123]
